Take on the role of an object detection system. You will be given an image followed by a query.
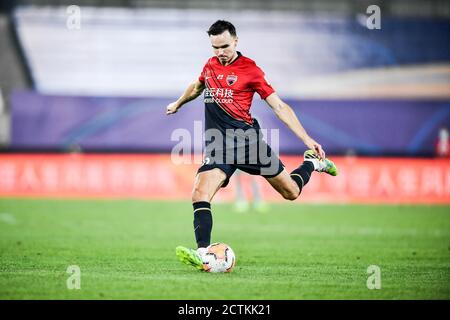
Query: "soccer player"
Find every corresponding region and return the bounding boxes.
[166,20,337,271]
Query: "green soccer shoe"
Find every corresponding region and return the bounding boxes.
[176,246,204,271]
[304,150,338,176]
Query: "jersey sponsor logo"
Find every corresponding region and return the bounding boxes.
[205,88,233,98]
[217,74,224,80]
[204,88,234,104]
[226,74,238,86]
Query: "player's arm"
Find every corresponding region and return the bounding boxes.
[166,79,205,115]
[265,92,326,159]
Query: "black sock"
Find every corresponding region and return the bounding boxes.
[193,201,212,248]
[290,161,314,193]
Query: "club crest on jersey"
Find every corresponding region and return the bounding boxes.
[226,74,238,86]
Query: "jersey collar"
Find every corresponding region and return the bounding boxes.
[228,51,242,66]
[216,51,242,66]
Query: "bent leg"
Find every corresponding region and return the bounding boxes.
[266,160,315,201]
[266,169,300,201]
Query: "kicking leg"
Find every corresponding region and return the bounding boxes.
[266,169,302,201]
[266,150,337,201]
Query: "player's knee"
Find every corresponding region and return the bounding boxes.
[282,185,300,201]
[192,187,209,203]
[282,190,299,201]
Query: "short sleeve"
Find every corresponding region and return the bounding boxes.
[251,66,275,100]
[198,62,208,84]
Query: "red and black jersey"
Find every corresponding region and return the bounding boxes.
[198,52,275,132]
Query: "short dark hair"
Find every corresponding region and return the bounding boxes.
[207,20,237,37]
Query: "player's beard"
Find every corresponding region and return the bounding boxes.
[218,56,229,63]
[219,52,236,65]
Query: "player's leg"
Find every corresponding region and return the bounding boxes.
[234,170,249,212]
[192,168,227,203]
[176,168,229,270]
[266,150,338,201]
[265,169,301,200]
[191,168,227,248]
[249,176,269,212]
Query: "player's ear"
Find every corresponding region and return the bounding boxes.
[234,36,238,47]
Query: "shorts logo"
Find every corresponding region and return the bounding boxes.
[226,74,238,86]
[202,157,211,165]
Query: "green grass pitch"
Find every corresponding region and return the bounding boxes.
[0,199,449,299]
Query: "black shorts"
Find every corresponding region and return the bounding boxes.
[197,138,285,188]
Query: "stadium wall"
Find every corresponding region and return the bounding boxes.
[10,91,450,156]
[0,153,449,204]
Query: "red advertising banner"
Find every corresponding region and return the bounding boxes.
[0,154,449,204]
